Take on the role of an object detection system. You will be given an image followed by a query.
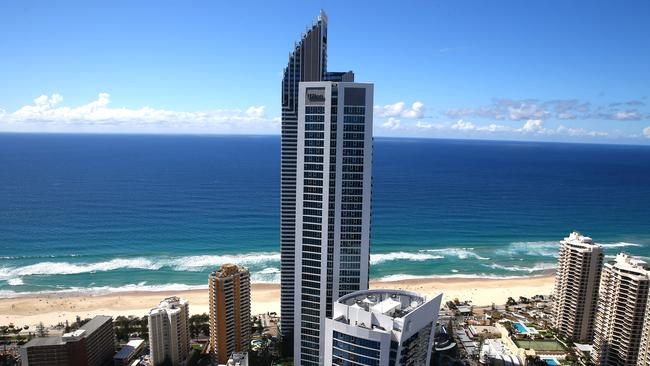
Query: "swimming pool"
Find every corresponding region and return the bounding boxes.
[545,359,559,366]
[514,323,528,333]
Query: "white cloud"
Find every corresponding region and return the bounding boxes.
[415,121,444,130]
[381,117,402,130]
[556,125,609,137]
[451,120,477,131]
[245,106,266,118]
[520,119,544,133]
[643,126,650,138]
[450,119,510,132]
[401,101,425,118]
[375,101,425,118]
[608,110,642,121]
[1,93,277,133]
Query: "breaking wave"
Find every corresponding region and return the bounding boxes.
[0,253,281,279]
[0,282,209,299]
[420,248,490,260]
[599,242,642,248]
[370,252,443,265]
[376,273,533,282]
[483,262,557,273]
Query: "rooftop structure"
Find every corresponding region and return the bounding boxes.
[336,290,426,321]
[324,289,442,366]
[480,339,522,366]
[218,352,249,366]
[114,339,145,366]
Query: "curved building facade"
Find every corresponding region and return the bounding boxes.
[324,289,443,366]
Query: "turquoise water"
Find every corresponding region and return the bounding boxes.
[1,134,650,296]
[514,323,528,333]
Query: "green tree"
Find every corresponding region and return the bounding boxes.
[35,322,48,337]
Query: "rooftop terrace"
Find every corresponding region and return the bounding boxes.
[337,289,425,318]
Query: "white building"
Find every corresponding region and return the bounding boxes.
[480,339,522,366]
[324,289,443,366]
[552,231,603,342]
[592,254,650,366]
[293,81,374,366]
[638,303,650,366]
[148,297,190,366]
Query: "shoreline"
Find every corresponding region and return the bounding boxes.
[0,275,554,328]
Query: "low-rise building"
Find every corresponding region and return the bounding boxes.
[20,315,114,366]
[114,339,145,366]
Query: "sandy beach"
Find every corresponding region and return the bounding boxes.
[0,276,554,328]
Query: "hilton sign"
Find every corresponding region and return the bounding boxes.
[306,88,326,104]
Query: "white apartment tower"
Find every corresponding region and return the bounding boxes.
[552,231,603,342]
[148,296,190,366]
[293,81,373,365]
[592,254,650,366]
[638,300,650,366]
[324,290,443,366]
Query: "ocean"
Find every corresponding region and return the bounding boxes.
[1,134,649,297]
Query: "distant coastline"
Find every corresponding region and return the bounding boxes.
[0,275,555,329]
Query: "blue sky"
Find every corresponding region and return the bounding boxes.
[1,0,649,143]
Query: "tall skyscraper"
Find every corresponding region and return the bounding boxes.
[552,231,603,342]
[324,290,442,366]
[293,81,373,365]
[148,297,190,366]
[209,264,251,364]
[280,10,355,344]
[592,254,650,366]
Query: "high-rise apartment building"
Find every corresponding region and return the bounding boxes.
[148,297,190,366]
[638,300,650,366]
[293,81,373,365]
[280,11,355,343]
[324,290,442,366]
[209,264,251,364]
[552,231,603,342]
[592,254,650,366]
[20,315,114,366]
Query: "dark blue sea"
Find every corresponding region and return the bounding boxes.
[1,134,650,296]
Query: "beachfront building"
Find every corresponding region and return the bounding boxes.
[592,254,650,366]
[293,81,373,365]
[323,289,442,365]
[20,315,114,366]
[209,264,251,364]
[637,292,650,366]
[280,10,356,347]
[552,231,603,342]
[148,297,190,366]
